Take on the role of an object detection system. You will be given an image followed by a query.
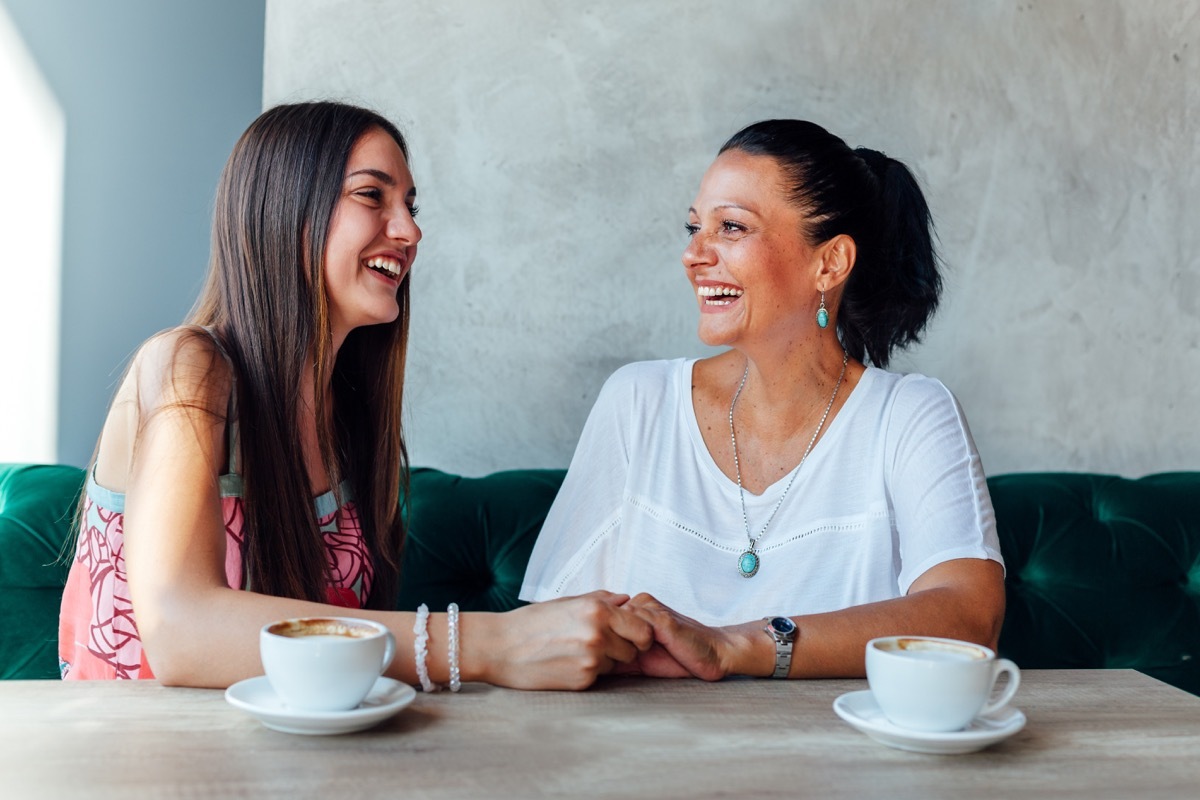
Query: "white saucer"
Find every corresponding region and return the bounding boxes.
[225,675,416,735]
[833,690,1026,754]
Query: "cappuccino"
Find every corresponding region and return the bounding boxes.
[866,635,1020,732]
[261,616,395,712]
[268,618,376,639]
[878,637,987,662]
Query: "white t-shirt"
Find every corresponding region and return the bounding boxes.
[520,359,1003,627]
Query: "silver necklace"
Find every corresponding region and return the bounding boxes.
[729,349,848,578]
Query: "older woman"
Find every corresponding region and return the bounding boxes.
[520,120,1005,680]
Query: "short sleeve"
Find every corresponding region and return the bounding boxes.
[885,376,1003,592]
[519,364,641,601]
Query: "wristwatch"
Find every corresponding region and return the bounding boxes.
[763,616,797,678]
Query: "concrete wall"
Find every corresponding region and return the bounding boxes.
[1,0,265,467]
[265,0,1199,478]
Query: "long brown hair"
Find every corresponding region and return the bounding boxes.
[189,101,410,608]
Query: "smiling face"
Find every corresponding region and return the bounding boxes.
[682,149,825,350]
[323,126,421,347]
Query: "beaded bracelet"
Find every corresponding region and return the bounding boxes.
[413,603,440,693]
[447,603,461,693]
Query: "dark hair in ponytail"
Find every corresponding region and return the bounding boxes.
[719,120,941,367]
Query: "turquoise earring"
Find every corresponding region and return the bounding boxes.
[816,291,829,329]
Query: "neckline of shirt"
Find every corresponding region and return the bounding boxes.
[679,359,878,501]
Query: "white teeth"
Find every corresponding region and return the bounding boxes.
[697,285,744,298]
[366,257,402,277]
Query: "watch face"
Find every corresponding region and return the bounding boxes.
[770,617,796,635]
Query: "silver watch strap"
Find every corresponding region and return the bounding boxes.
[764,618,795,679]
[772,638,793,679]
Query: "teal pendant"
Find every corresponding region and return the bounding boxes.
[738,550,760,578]
[816,307,829,329]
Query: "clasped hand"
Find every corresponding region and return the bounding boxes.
[613,592,735,682]
[497,591,737,690]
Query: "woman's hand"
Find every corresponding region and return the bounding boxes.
[612,642,694,678]
[622,593,764,681]
[463,591,655,690]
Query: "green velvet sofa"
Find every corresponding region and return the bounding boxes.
[3,463,1198,695]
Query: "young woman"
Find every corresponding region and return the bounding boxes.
[520,120,1006,680]
[59,102,652,690]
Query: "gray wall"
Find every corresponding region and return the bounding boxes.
[266,0,1193,478]
[2,0,265,467]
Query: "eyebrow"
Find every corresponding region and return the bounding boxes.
[688,203,755,215]
[346,168,417,198]
[347,168,394,185]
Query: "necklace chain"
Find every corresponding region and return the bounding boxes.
[729,349,848,576]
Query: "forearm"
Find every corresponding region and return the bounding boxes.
[139,587,643,692]
[721,563,1006,679]
[136,585,418,687]
[792,585,1001,678]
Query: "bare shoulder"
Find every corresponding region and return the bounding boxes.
[95,327,234,492]
[130,326,234,417]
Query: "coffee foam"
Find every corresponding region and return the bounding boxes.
[882,637,987,660]
[267,618,377,639]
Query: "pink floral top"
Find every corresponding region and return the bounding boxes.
[58,472,373,680]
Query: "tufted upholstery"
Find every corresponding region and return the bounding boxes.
[3,463,1198,695]
[990,472,1200,694]
[0,464,83,680]
[396,467,563,612]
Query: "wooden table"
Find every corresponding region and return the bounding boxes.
[2,670,1198,798]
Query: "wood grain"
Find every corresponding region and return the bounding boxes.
[2,671,1197,799]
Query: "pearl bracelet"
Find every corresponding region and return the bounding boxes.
[447,602,461,692]
[413,603,440,693]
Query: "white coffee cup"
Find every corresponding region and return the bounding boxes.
[865,635,1020,732]
[260,617,396,712]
